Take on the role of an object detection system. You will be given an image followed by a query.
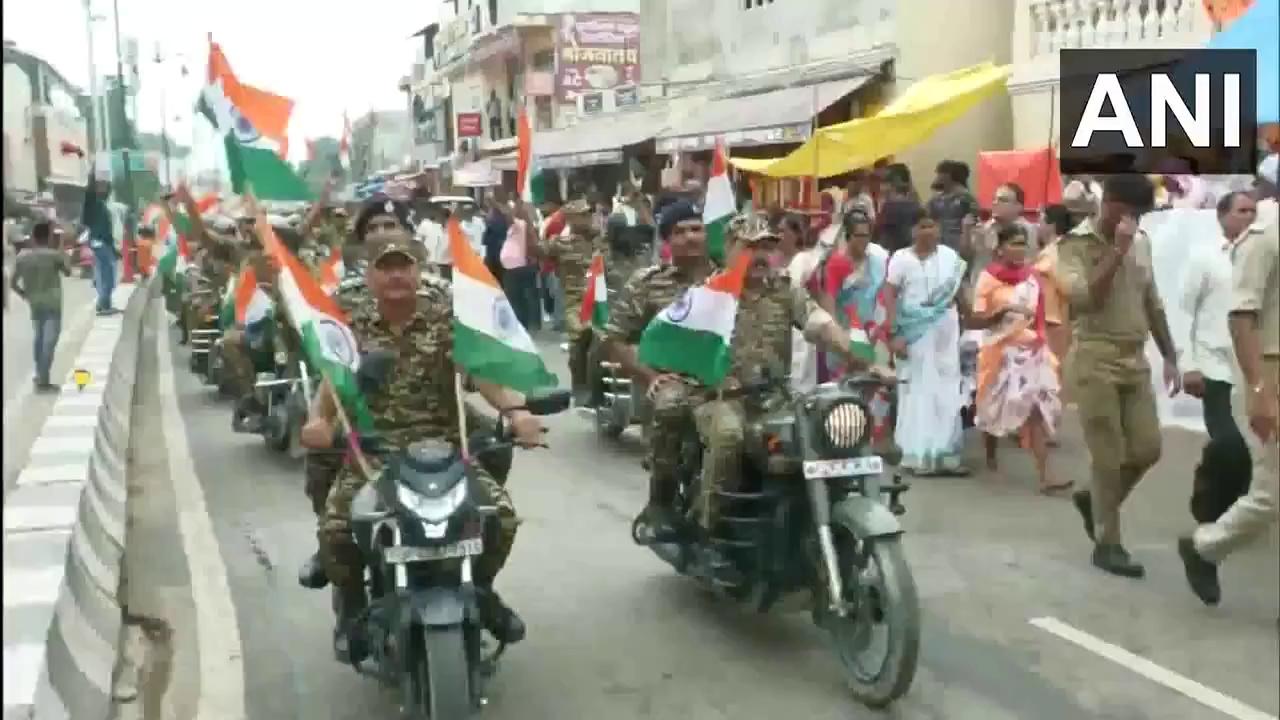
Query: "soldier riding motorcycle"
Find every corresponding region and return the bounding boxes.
[605,207,920,708]
[301,225,553,718]
[591,207,658,439]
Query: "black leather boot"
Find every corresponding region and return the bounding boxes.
[477,586,526,645]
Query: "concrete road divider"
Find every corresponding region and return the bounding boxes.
[3,283,152,720]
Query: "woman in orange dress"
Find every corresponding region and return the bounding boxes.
[972,223,1067,493]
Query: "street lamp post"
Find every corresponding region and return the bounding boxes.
[154,45,170,187]
[110,0,135,280]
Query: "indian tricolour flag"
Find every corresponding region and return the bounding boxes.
[448,218,556,392]
[516,108,543,205]
[702,138,736,264]
[258,215,372,431]
[319,246,344,294]
[233,266,272,326]
[155,216,192,297]
[219,273,238,329]
[637,249,752,387]
[848,315,876,363]
[579,254,608,330]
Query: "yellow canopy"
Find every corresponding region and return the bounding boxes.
[730,62,1012,179]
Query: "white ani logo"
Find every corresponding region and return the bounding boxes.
[1070,73,1241,149]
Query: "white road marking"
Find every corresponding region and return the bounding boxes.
[2,300,97,446]
[1030,616,1279,720]
[155,305,246,720]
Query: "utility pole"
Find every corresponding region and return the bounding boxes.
[154,45,170,187]
[110,0,135,277]
[82,0,100,154]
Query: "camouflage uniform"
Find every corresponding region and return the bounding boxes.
[602,263,709,511]
[539,225,601,394]
[607,261,836,529]
[320,282,517,594]
[304,266,371,517]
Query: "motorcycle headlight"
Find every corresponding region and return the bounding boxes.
[396,480,468,523]
[822,401,868,450]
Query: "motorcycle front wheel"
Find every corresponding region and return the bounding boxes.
[824,529,920,708]
[414,626,472,720]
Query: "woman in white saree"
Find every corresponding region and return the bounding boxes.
[883,205,971,475]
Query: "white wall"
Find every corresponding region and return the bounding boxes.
[491,0,640,27]
[644,0,895,85]
[3,62,38,193]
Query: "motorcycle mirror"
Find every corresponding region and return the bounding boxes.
[522,388,572,416]
[356,350,396,394]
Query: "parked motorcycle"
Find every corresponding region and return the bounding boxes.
[633,373,919,708]
[344,351,571,719]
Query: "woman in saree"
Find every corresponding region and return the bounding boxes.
[972,223,1067,493]
[883,204,971,475]
[824,209,891,376]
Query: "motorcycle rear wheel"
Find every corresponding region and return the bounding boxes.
[825,530,919,708]
[415,626,472,720]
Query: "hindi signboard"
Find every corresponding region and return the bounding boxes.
[556,12,640,103]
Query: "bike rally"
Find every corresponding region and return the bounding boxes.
[4,2,1279,719]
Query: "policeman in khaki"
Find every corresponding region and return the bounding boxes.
[1178,161,1280,608]
[1058,175,1181,579]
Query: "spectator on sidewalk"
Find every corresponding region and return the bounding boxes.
[81,169,119,314]
[499,196,541,332]
[457,201,487,259]
[1178,158,1280,607]
[927,160,979,254]
[483,190,510,285]
[1179,191,1258,527]
[415,203,450,280]
[1059,174,1180,579]
[10,220,71,391]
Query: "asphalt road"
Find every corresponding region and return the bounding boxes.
[126,323,1280,720]
[3,277,100,495]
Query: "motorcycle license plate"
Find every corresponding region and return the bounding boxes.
[383,537,483,564]
[803,456,883,479]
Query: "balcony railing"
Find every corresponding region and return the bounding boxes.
[1019,0,1213,63]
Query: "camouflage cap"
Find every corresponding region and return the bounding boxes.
[739,214,779,245]
[562,198,591,215]
[367,234,423,266]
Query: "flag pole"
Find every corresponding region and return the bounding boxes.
[247,188,374,476]
[454,372,471,459]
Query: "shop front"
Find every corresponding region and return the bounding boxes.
[655,72,880,211]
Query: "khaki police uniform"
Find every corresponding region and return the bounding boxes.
[1059,217,1166,545]
[1193,221,1280,560]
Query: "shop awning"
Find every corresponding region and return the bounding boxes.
[731,62,1010,179]
[535,105,673,169]
[453,158,502,187]
[655,75,874,154]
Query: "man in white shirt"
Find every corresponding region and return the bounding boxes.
[457,202,487,258]
[415,204,450,279]
[1179,190,1258,525]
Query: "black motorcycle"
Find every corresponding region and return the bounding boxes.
[346,351,571,718]
[186,289,223,379]
[633,373,919,708]
[232,345,316,455]
[589,293,652,442]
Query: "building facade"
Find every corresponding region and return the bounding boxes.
[349,111,413,180]
[3,42,91,197]
[640,0,1016,195]
[1007,0,1213,152]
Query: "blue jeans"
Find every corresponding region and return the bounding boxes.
[91,242,116,311]
[31,307,62,385]
[542,270,565,331]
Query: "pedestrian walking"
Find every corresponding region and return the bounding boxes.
[82,168,119,314]
[971,223,1066,492]
[1178,191,1258,525]
[1178,158,1280,607]
[883,203,972,476]
[1058,174,1180,578]
[9,220,72,391]
[499,196,541,332]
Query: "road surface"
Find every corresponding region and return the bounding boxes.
[122,323,1280,720]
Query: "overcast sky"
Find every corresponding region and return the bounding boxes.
[3,0,435,165]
